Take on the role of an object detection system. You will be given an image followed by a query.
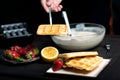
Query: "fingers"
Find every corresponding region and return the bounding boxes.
[41,0,50,12]
[41,0,63,13]
[51,5,63,12]
[47,0,63,12]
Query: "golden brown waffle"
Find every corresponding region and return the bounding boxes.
[59,51,98,60]
[64,56,103,71]
[36,24,68,35]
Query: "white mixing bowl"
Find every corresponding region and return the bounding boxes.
[51,23,105,51]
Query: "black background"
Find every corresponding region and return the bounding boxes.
[0,0,111,34]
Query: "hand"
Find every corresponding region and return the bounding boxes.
[40,0,63,13]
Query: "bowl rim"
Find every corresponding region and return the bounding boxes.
[70,22,105,28]
[52,22,106,37]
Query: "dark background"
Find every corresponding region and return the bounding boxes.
[62,0,111,34]
[0,0,111,34]
[0,0,47,34]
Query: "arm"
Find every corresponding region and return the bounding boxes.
[40,0,63,13]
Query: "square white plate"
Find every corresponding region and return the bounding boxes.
[46,59,111,78]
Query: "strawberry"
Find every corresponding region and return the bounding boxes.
[26,48,39,58]
[52,58,63,71]
[25,44,35,51]
[26,50,36,59]
[33,48,39,55]
[11,46,27,55]
[5,49,25,62]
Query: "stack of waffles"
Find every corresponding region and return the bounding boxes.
[59,51,103,71]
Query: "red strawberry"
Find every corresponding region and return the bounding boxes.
[11,46,27,55]
[52,58,63,71]
[5,49,25,62]
[26,50,36,59]
[25,44,35,51]
[5,50,20,59]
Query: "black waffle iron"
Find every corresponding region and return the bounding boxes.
[0,22,34,48]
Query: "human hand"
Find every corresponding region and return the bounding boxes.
[40,0,63,13]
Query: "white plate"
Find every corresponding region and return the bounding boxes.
[46,59,111,78]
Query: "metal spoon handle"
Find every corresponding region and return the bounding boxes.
[62,11,72,36]
[49,7,52,25]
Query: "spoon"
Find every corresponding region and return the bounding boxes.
[62,11,72,36]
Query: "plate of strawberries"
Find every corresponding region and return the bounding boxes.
[1,44,40,64]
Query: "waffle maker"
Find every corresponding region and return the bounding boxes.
[0,22,34,48]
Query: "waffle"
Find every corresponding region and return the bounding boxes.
[64,56,103,71]
[59,51,98,60]
[36,24,68,35]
